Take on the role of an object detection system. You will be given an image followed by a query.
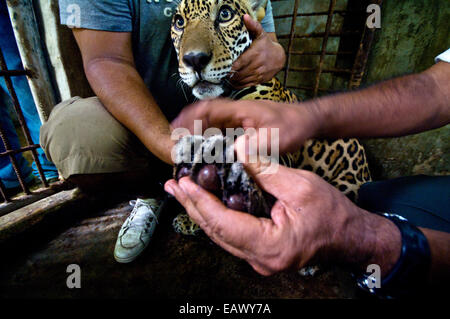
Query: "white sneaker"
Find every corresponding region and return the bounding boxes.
[114,198,162,263]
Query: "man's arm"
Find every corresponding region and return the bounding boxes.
[172,62,450,153]
[311,61,450,139]
[164,141,450,284]
[73,29,174,164]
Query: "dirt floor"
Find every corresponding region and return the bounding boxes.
[0,193,360,299]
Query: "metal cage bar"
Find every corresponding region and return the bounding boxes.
[0,120,31,198]
[313,0,337,96]
[283,0,301,86]
[0,0,62,204]
[274,0,380,98]
[274,9,360,19]
[349,0,383,89]
[0,179,8,202]
[277,30,360,39]
[0,47,49,203]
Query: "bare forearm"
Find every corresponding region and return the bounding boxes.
[305,62,450,139]
[85,58,174,164]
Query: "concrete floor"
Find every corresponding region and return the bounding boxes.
[0,195,359,299]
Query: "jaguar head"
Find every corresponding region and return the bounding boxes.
[171,0,268,100]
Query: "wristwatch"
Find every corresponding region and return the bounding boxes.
[355,213,431,299]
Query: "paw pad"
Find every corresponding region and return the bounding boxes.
[173,135,274,217]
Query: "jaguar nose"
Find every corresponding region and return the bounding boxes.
[182,52,212,74]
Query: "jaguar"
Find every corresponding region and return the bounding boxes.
[170,0,371,236]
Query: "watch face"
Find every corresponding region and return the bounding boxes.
[382,213,408,222]
[357,275,377,294]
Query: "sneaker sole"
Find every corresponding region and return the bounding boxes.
[114,240,149,264]
[114,252,140,264]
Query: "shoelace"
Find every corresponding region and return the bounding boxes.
[125,199,160,234]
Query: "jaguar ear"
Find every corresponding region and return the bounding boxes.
[248,0,268,22]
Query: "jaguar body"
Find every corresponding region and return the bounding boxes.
[170,0,371,235]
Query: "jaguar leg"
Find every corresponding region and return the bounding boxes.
[172,212,202,236]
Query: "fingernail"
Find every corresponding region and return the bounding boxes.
[165,185,174,196]
[164,181,175,196]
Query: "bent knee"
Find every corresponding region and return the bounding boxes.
[40,97,150,178]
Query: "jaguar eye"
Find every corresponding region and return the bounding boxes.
[218,6,234,23]
[174,15,185,30]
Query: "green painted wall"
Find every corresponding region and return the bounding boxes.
[271,0,450,179]
[361,0,450,179]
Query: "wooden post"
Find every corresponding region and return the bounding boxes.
[6,0,58,123]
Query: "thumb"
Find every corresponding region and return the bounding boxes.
[235,133,299,203]
[243,14,264,39]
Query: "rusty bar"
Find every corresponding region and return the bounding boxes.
[0,144,41,158]
[0,49,49,188]
[287,66,353,74]
[277,30,360,39]
[0,119,30,195]
[283,0,301,87]
[0,70,31,77]
[289,50,353,56]
[287,85,331,92]
[313,0,337,97]
[349,0,383,89]
[0,179,9,203]
[274,10,352,19]
[348,28,373,89]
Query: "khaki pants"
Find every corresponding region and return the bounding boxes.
[40,96,167,180]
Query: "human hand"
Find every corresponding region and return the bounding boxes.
[229,14,286,89]
[171,98,320,154]
[165,136,401,276]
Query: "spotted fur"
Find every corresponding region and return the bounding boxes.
[171,0,267,99]
[173,212,202,235]
[170,0,371,235]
